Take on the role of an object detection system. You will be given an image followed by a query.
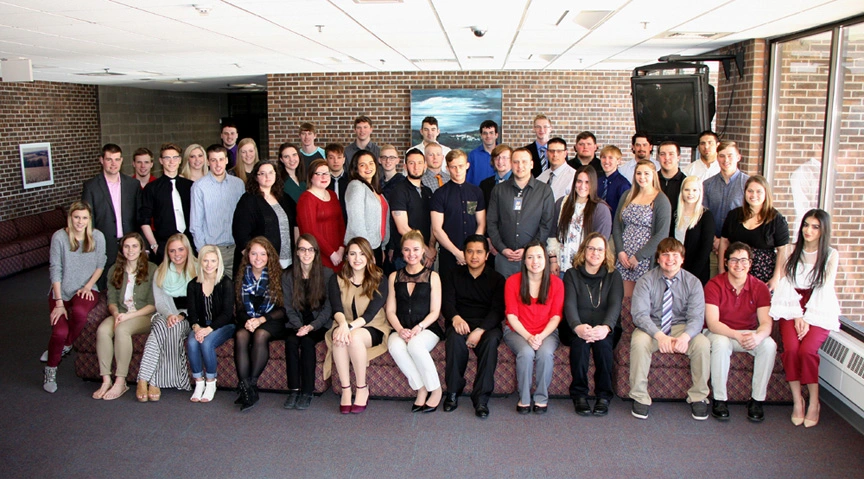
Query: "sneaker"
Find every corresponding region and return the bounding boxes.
[283,390,299,409]
[295,393,313,410]
[43,366,58,393]
[691,400,709,420]
[747,399,765,422]
[40,345,73,363]
[631,401,649,419]
[711,400,730,420]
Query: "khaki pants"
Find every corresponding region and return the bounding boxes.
[710,251,719,278]
[96,315,152,378]
[629,324,710,405]
[705,330,777,401]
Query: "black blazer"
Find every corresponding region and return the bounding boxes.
[82,172,140,287]
[524,141,545,178]
[231,192,297,271]
[681,209,716,286]
[186,275,235,330]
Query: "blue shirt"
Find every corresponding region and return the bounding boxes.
[431,181,486,247]
[466,145,494,186]
[189,173,245,249]
[597,169,631,221]
[703,170,749,237]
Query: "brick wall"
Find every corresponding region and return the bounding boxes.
[267,71,637,163]
[99,86,228,175]
[0,80,101,221]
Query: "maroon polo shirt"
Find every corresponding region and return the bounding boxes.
[704,272,771,330]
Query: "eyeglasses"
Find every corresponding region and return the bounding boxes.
[586,246,605,253]
[297,247,316,254]
[728,258,751,266]
[380,155,399,161]
[312,172,330,177]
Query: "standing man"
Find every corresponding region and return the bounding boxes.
[139,143,194,263]
[389,149,436,270]
[189,145,245,278]
[325,143,349,219]
[299,122,326,168]
[431,150,486,279]
[378,144,406,199]
[703,140,750,278]
[479,145,512,207]
[524,114,552,178]
[596,145,631,224]
[132,148,156,190]
[220,122,239,169]
[619,132,660,183]
[629,238,710,420]
[420,143,449,193]
[568,131,603,174]
[536,137,576,202]
[343,115,380,162]
[487,147,555,278]
[704,242,776,422]
[82,143,141,289]
[683,130,721,181]
[409,116,452,155]
[466,120,499,186]
[441,235,506,418]
[657,141,687,236]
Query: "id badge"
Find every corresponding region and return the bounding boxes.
[513,197,523,211]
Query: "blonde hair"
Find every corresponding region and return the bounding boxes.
[232,138,259,183]
[66,201,96,253]
[155,233,197,287]
[196,245,225,283]
[180,144,208,179]
[619,160,661,218]
[676,176,706,231]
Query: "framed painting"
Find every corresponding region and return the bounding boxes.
[20,142,54,189]
[410,88,503,152]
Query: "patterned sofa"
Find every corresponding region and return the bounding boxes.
[0,207,66,278]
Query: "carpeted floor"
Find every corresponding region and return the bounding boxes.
[3,266,863,479]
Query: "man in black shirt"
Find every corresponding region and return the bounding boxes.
[441,235,505,418]
[658,141,687,237]
[139,142,193,263]
[389,148,436,270]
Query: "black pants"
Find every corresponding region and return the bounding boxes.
[561,326,614,400]
[444,325,502,407]
[438,249,458,282]
[284,327,326,394]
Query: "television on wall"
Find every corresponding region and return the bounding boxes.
[631,62,714,147]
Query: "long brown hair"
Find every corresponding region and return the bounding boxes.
[245,160,284,199]
[65,201,96,253]
[786,208,832,289]
[278,142,305,183]
[339,236,383,300]
[519,240,551,305]
[291,234,326,311]
[557,166,605,242]
[110,233,150,289]
[740,175,777,224]
[234,236,284,308]
[348,150,381,194]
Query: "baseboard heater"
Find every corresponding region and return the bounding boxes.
[820,330,864,413]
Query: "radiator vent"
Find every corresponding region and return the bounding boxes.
[849,352,864,380]
[822,336,849,363]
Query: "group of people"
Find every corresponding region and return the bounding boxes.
[41,115,841,427]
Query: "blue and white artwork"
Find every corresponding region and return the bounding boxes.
[410,88,503,152]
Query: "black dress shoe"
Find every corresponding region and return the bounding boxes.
[573,397,591,416]
[516,404,531,415]
[295,393,313,410]
[747,399,765,422]
[283,390,299,409]
[712,400,730,420]
[411,403,425,413]
[475,405,490,419]
[532,404,548,415]
[443,392,459,412]
[421,404,438,413]
[592,398,610,416]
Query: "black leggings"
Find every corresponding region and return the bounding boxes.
[234,321,286,383]
[284,328,326,394]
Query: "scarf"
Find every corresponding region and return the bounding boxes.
[162,263,190,297]
[241,264,275,318]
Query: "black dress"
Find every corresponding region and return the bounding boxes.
[394,267,444,338]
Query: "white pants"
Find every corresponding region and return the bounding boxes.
[706,330,777,401]
[387,330,441,391]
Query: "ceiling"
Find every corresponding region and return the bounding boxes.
[0,0,861,92]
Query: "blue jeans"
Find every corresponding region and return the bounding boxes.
[187,324,236,379]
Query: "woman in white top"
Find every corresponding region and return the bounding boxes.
[769,208,840,428]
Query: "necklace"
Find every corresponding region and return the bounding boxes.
[585,278,604,308]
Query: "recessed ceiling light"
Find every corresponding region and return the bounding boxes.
[75,69,125,77]
[573,11,612,30]
[658,31,729,40]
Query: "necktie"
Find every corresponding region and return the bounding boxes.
[170,178,186,232]
[661,277,676,334]
[547,171,555,186]
[539,146,548,172]
[436,174,443,187]
[601,178,609,199]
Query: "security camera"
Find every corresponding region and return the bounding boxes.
[471,26,487,37]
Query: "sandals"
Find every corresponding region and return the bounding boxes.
[92,382,111,400]
[103,382,129,401]
[148,385,161,402]
[136,380,149,402]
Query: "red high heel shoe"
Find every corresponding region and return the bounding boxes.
[351,385,368,414]
[340,384,352,414]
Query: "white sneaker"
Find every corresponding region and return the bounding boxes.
[190,380,205,402]
[43,367,58,393]
[40,346,73,363]
[201,380,217,403]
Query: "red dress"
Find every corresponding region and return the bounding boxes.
[296,190,346,272]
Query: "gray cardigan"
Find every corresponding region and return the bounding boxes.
[343,179,390,249]
[49,228,107,301]
[612,190,672,263]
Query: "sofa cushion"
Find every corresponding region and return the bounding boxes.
[16,234,49,251]
[40,208,66,230]
[12,215,44,238]
[0,243,21,260]
[0,220,17,243]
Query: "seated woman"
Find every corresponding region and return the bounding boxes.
[282,234,333,410]
[43,201,106,393]
[385,230,444,413]
[136,234,197,402]
[549,166,612,277]
[233,237,286,411]
[770,209,840,428]
[561,232,623,416]
[675,176,715,285]
[502,240,564,414]
[325,237,391,414]
[93,233,156,400]
[186,245,236,403]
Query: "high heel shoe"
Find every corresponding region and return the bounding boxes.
[340,384,352,414]
[804,403,820,428]
[351,385,368,414]
[791,398,805,426]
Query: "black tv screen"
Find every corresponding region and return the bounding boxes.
[631,71,712,147]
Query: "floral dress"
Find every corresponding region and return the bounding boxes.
[615,203,653,282]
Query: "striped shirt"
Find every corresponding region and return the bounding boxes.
[189,173,245,250]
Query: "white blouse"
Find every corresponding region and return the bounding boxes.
[769,248,840,331]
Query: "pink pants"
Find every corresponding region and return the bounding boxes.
[47,291,98,367]
[778,288,830,385]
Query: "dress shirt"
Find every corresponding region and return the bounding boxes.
[189,173,245,250]
[682,159,720,181]
[597,169,631,221]
[344,141,380,163]
[421,168,450,193]
[536,163,576,202]
[431,181,485,248]
[487,176,555,252]
[441,264,506,331]
[703,169,749,237]
[139,174,193,241]
[466,145,494,186]
[631,266,705,339]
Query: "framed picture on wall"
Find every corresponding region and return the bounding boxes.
[20,142,54,189]
[410,89,503,152]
